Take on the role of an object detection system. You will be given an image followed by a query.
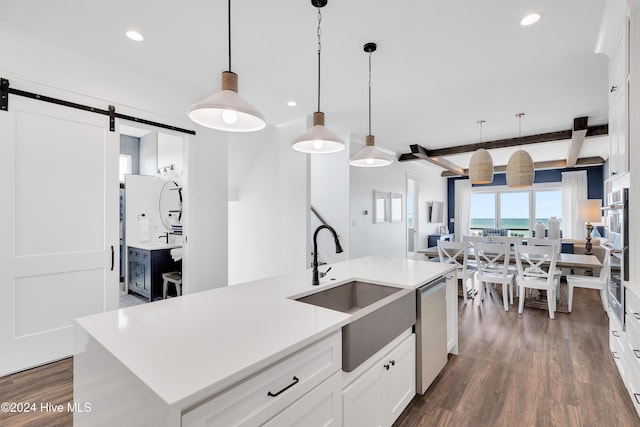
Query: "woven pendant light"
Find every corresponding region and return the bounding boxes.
[506,113,534,187]
[468,120,493,184]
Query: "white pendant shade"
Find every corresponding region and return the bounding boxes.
[187,72,265,132]
[292,112,345,153]
[350,135,392,167]
[506,149,535,187]
[468,148,493,184]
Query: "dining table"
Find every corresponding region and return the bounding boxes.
[417,246,603,313]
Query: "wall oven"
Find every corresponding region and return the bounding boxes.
[604,188,629,327]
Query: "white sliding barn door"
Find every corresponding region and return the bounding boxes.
[0,95,119,375]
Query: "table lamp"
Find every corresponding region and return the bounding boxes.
[578,199,602,255]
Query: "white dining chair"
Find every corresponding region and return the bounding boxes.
[486,236,522,301]
[475,241,514,311]
[515,243,560,319]
[462,235,486,281]
[526,238,562,293]
[437,240,475,302]
[566,248,610,312]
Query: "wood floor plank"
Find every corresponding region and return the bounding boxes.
[394,287,639,427]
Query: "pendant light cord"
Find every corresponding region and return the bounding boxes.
[516,112,524,150]
[316,7,322,113]
[368,50,372,135]
[477,120,484,143]
[228,0,232,72]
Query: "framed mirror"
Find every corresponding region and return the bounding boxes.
[373,190,388,223]
[159,180,182,230]
[390,193,403,223]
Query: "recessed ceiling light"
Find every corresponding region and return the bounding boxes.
[126,30,144,42]
[520,13,541,26]
[287,101,297,107]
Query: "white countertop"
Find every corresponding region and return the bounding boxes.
[75,256,455,409]
[128,243,182,251]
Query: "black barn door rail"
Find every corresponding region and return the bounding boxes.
[0,77,196,135]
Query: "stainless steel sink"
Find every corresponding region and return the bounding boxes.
[296,281,416,372]
[296,281,401,313]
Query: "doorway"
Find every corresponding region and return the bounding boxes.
[407,175,420,259]
[119,123,186,307]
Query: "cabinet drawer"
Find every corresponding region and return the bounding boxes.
[609,309,626,376]
[627,287,640,319]
[625,352,640,418]
[182,331,341,427]
[626,317,640,370]
[262,371,342,427]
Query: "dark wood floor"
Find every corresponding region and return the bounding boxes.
[0,357,73,426]
[395,286,639,427]
[1,287,637,426]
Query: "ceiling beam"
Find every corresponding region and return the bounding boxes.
[439,156,605,177]
[407,144,466,176]
[403,123,608,158]
[566,117,589,167]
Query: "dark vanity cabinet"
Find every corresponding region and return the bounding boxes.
[128,246,180,301]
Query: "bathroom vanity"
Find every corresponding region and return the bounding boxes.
[127,244,181,301]
[74,257,456,426]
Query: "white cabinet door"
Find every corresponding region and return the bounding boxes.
[386,334,416,423]
[263,372,342,427]
[343,334,416,427]
[343,360,386,427]
[609,81,629,177]
[0,92,119,375]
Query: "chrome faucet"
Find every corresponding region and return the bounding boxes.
[312,225,343,286]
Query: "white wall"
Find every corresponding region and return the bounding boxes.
[228,120,308,285]
[349,151,447,259]
[139,132,158,176]
[310,137,351,265]
[158,132,184,175]
[184,128,228,293]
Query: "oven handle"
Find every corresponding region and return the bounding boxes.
[602,203,625,211]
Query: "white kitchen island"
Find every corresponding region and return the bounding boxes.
[74,257,456,426]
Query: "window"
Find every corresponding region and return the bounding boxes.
[535,190,562,229]
[119,154,132,182]
[470,193,496,235]
[469,185,562,237]
[500,192,529,236]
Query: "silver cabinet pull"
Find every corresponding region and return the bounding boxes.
[612,331,620,338]
[612,351,620,360]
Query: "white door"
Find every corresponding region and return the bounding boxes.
[0,94,119,375]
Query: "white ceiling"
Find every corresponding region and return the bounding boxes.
[0,0,610,171]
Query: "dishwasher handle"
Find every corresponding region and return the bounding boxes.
[419,279,447,297]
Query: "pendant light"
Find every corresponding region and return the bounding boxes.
[468,120,493,183]
[187,0,265,132]
[506,113,535,187]
[292,0,345,153]
[349,43,393,167]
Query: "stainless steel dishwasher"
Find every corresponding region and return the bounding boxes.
[415,275,449,394]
